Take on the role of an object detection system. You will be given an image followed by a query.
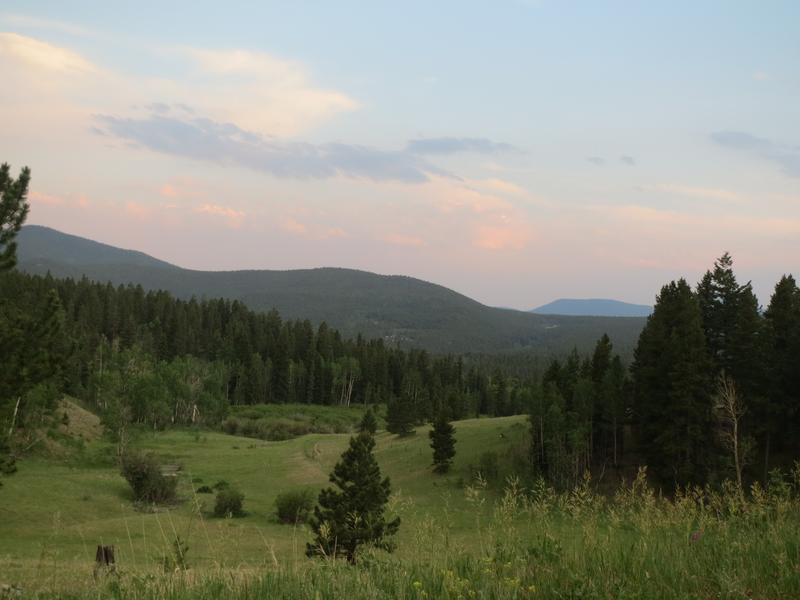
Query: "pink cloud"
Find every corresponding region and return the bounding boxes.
[281,217,308,235]
[474,224,530,251]
[29,190,64,206]
[195,203,246,228]
[159,183,179,198]
[124,201,152,219]
[382,233,426,247]
[326,227,348,238]
[280,217,350,240]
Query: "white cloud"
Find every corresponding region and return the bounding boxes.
[0,31,95,73]
[178,47,359,136]
[639,183,744,203]
[0,32,358,138]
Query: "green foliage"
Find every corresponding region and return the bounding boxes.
[0,163,30,272]
[18,225,648,355]
[474,450,499,483]
[429,414,456,473]
[161,535,189,572]
[0,436,16,484]
[223,404,368,441]
[359,407,378,435]
[213,486,245,518]
[307,432,400,563]
[632,278,715,485]
[119,451,177,504]
[385,395,414,436]
[0,166,71,487]
[275,489,315,524]
[14,463,800,598]
[763,275,800,471]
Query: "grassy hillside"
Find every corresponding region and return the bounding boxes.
[17,225,646,355]
[0,413,529,584]
[2,411,798,599]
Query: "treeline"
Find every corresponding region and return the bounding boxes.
[0,270,541,434]
[526,253,800,490]
[528,335,628,489]
[633,254,799,487]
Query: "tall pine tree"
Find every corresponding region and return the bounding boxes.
[0,163,31,484]
[386,393,414,436]
[632,279,715,486]
[359,406,378,435]
[763,275,800,471]
[429,413,456,473]
[306,432,399,563]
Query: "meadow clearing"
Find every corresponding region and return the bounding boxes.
[1,406,799,599]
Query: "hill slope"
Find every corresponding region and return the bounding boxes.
[532,298,652,317]
[17,225,646,354]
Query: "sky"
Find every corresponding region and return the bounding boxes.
[1,1,798,309]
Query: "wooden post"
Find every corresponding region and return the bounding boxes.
[93,545,116,579]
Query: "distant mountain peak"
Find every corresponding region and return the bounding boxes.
[18,225,176,270]
[531,298,652,317]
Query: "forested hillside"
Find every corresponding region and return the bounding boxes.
[17,225,646,355]
[0,270,547,437]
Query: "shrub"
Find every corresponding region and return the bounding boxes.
[120,451,177,504]
[213,487,245,517]
[275,489,315,524]
[221,418,239,435]
[212,480,230,490]
[469,450,499,484]
[196,485,213,494]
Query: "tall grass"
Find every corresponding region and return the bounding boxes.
[9,464,800,599]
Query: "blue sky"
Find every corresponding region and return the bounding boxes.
[1,2,798,308]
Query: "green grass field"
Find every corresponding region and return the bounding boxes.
[1,410,799,599]
[0,413,528,589]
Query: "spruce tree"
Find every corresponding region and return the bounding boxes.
[763,275,800,469]
[306,432,399,563]
[359,406,378,435]
[697,252,740,368]
[0,163,30,271]
[386,394,414,436]
[632,279,715,485]
[697,253,767,476]
[429,413,456,473]
[0,163,30,485]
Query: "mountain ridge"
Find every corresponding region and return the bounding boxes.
[16,225,646,355]
[532,298,653,317]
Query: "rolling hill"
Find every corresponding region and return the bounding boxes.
[532,298,652,317]
[16,225,646,355]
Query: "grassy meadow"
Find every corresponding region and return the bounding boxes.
[1,406,799,599]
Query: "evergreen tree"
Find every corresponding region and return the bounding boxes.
[359,407,378,435]
[386,393,414,436]
[763,275,800,470]
[632,279,715,485]
[0,163,30,271]
[0,163,31,485]
[697,253,767,476]
[306,432,399,563]
[429,413,456,473]
[697,252,740,369]
[599,355,627,467]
